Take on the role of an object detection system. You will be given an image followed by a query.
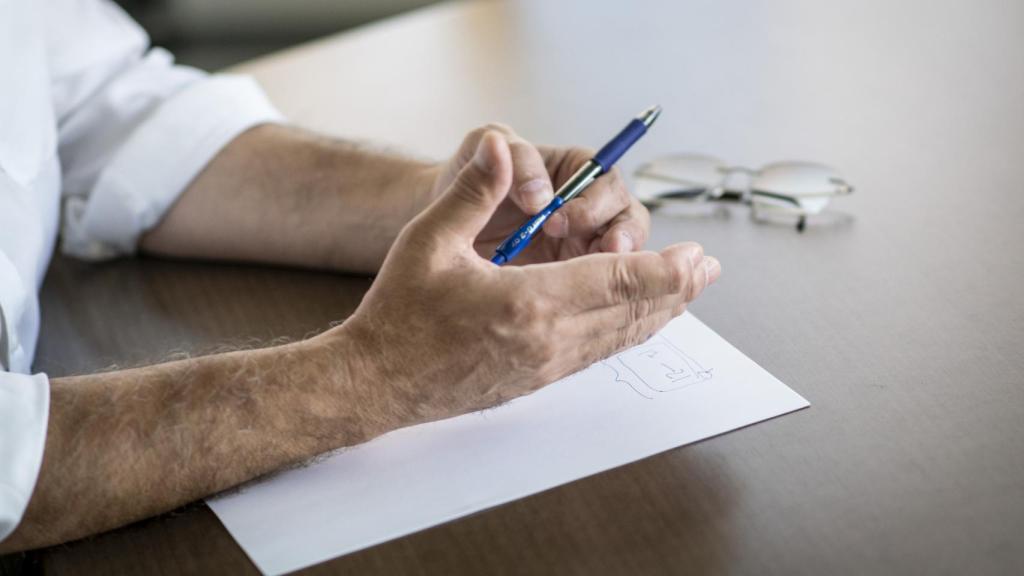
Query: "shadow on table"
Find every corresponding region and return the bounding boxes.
[34,254,372,377]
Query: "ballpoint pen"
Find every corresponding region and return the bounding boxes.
[490,105,662,265]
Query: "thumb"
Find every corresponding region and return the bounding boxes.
[420,130,512,241]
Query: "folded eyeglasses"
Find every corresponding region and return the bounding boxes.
[633,154,854,231]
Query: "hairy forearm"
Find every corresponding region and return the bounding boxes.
[0,330,404,552]
[141,124,438,274]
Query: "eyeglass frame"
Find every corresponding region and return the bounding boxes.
[633,156,854,232]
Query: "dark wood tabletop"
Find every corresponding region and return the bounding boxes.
[6,0,1024,574]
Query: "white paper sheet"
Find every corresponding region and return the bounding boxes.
[208,313,809,575]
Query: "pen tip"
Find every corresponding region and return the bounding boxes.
[639,105,662,128]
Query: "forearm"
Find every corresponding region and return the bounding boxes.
[0,330,404,552]
[141,124,438,274]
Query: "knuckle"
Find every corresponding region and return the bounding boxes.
[483,122,514,135]
[467,125,489,141]
[511,321,557,368]
[685,260,704,301]
[507,137,534,152]
[680,268,697,302]
[636,212,652,245]
[624,300,641,325]
[664,255,685,294]
[627,221,649,249]
[621,195,650,227]
[611,258,644,302]
[584,206,604,231]
[627,300,641,324]
[627,297,655,325]
[641,296,657,318]
[607,169,630,204]
[571,201,600,233]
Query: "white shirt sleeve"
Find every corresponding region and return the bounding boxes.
[48,0,285,260]
[0,0,286,545]
[0,370,49,544]
[0,234,48,545]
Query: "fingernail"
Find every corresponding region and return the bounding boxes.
[617,230,633,252]
[518,178,553,209]
[686,244,704,268]
[704,256,721,284]
[546,212,569,237]
[473,137,493,172]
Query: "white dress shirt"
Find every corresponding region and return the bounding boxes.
[0,0,282,542]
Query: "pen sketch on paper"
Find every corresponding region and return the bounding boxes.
[603,335,713,399]
[208,313,809,576]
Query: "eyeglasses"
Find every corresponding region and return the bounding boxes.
[633,154,854,231]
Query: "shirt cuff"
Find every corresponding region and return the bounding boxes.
[0,252,37,375]
[0,371,49,544]
[61,74,284,260]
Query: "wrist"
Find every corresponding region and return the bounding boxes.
[305,319,419,445]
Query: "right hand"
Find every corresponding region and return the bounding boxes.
[336,131,721,424]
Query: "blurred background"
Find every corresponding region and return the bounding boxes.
[114,0,444,70]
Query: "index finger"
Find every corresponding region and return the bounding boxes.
[529,242,706,312]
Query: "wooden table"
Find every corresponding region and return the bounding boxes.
[11,0,1024,573]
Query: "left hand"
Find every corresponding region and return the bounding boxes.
[428,123,651,264]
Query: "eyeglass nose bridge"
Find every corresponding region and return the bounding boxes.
[718,165,757,176]
[708,165,757,200]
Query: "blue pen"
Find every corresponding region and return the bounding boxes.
[490,105,662,265]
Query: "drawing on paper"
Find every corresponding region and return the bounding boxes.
[603,335,713,399]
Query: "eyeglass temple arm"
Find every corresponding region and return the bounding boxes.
[636,169,854,205]
[831,178,855,195]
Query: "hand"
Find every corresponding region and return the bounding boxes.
[339,131,721,423]
[428,123,651,264]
